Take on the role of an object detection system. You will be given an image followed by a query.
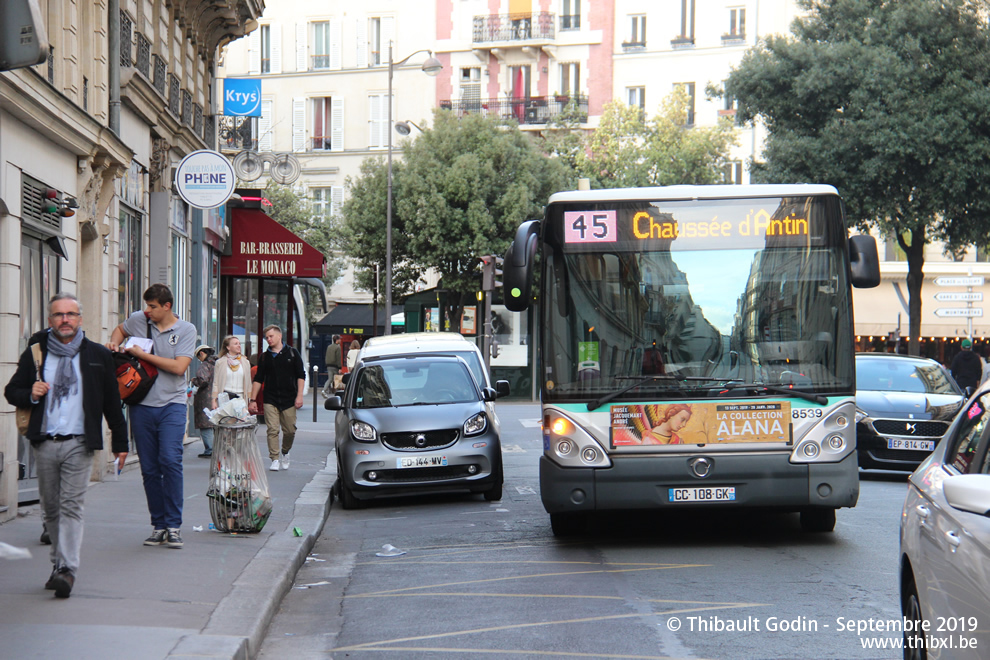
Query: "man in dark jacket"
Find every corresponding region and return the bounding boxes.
[950,338,983,391]
[4,293,128,598]
[248,324,305,471]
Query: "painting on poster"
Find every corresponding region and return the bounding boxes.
[611,401,791,447]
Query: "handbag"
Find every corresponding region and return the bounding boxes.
[115,320,159,405]
[15,344,43,436]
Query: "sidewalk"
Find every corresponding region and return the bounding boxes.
[0,403,337,660]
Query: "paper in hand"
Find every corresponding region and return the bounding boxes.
[123,337,154,352]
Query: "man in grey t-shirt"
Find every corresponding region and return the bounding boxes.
[108,284,195,549]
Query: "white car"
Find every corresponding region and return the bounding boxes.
[899,390,990,659]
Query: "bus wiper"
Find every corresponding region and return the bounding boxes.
[719,381,827,405]
[588,374,711,411]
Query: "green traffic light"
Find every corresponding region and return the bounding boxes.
[510,287,521,298]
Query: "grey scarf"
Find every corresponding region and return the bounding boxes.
[46,330,84,411]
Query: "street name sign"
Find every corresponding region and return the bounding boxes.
[933,276,984,287]
[934,308,983,318]
[934,292,983,302]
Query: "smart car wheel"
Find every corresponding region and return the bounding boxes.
[483,457,503,502]
[336,456,364,510]
[901,575,927,660]
[799,507,836,532]
[550,512,588,536]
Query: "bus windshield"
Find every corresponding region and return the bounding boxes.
[541,195,855,401]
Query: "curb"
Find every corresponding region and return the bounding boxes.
[167,454,336,660]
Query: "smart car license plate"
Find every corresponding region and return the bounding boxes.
[886,438,935,451]
[668,486,736,502]
[396,455,448,469]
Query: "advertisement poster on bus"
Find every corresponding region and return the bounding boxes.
[610,401,791,447]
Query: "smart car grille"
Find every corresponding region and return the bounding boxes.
[381,429,459,451]
[871,419,947,438]
[369,465,477,483]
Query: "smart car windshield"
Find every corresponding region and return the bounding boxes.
[353,358,479,408]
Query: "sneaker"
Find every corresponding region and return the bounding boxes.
[165,528,183,549]
[269,459,280,471]
[143,529,167,546]
[40,524,51,545]
[198,451,212,458]
[51,568,74,598]
[280,453,290,470]
[45,567,59,590]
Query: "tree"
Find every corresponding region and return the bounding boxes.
[340,109,569,326]
[724,0,990,355]
[546,89,738,189]
[262,181,345,321]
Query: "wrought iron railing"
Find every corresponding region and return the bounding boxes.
[217,116,258,152]
[168,74,180,116]
[120,11,133,67]
[181,90,193,127]
[153,55,167,96]
[193,103,203,137]
[473,12,555,43]
[204,115,216,148]
[440,94,588,125]
[136,32,151,78]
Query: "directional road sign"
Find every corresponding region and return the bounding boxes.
[934,292,983,302]
[933,276,985,287]
[934,308,984,318]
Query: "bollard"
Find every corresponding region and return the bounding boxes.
[312,364,319,422]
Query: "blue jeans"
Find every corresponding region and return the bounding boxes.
[200,427,214,452]
[130,402,187,529]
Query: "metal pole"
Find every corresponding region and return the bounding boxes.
[312,365,319,422]
[385,42,394,335]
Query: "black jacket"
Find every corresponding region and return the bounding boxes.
[253,344,305,410]
[4,330,128,453]
[950,349,983,391]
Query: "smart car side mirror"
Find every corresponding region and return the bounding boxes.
[482,387,497,402]
[495,380,510,398]
[324,396,343,411]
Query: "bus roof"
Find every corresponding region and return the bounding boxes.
[547,184,839,204]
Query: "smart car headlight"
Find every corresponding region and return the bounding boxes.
[350,420,377,442]
[464,412,487,436]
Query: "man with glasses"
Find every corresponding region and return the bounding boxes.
[5,293,128,598]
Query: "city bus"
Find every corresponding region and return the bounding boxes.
[502,185,881,535]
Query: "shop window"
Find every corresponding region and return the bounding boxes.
[118,205,143,317]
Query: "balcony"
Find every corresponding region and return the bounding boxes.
[440,95,587,126]
[217,115,258,153]
[473,12,555,44]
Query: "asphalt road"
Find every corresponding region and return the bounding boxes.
[259,402,907,660]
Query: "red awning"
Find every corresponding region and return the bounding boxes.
[221,208,326,278]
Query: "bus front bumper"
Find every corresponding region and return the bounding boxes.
[538,452,859,514]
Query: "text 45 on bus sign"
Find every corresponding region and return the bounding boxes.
[174,150,235,209]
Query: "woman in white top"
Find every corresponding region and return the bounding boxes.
[345,339,361,371]
[211,335,253,409]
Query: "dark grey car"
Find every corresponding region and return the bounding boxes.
[326,353,508,508]
[855,353,965,471]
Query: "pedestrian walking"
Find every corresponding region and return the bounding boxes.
[4,292,128,598]
[248,325,305,472]
[107,283,195,549]
[191,344,217,458]
[950,338,982,392]
[211,335,252,408]
[322,334,341,397]
[345,339,361,371]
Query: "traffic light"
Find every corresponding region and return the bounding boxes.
[480,255,503,291]
[40,188,79,217]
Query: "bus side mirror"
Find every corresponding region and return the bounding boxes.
[849,234,881,288]
[504,220,540,311]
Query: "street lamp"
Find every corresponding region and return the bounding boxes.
[386,44,442,335]
[394,119,424,136]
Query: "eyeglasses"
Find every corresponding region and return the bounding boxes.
[50,312,81,320]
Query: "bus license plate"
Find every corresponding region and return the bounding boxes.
[396,455,447,469]
[669,486,736,503]
[886,438,935,451]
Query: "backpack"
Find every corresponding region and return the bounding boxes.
[115,353,159,404]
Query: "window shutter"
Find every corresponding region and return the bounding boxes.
[331,97,345,151]
[368,94,381,148]
[270,24,282,74]
[292,97,306,152]
[382,16,395,59]
[248,30,260,75]
[331,186,344,217]
[296,23,307,71]
[356,18,368,68]
[331,19,342,70]
[259,99,273,151]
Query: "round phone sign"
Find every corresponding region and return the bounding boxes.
[174,150,235,209]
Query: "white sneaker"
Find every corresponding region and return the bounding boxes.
[269,459,280,471]
[281,453,290,470]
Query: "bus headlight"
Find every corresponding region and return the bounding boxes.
[545,410,611,468]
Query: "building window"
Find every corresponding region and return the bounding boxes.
[118,205,143,316]
[312,22,330,69]
[675,0,696,44]
[170,232,187,319]
[728,7,746,37]
[723,161,744,184]
[370,17,383,66]
[368,93,388,149]
[627,86,645,113]
[312,97,332,150]
[260,24,271,73]
[561,0,581,30]
[312,187,344,221]
[626,15,646,47]
[675,82,696,126]
[559,63,580,96]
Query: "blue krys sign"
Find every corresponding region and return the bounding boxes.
[223,78,261,117]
